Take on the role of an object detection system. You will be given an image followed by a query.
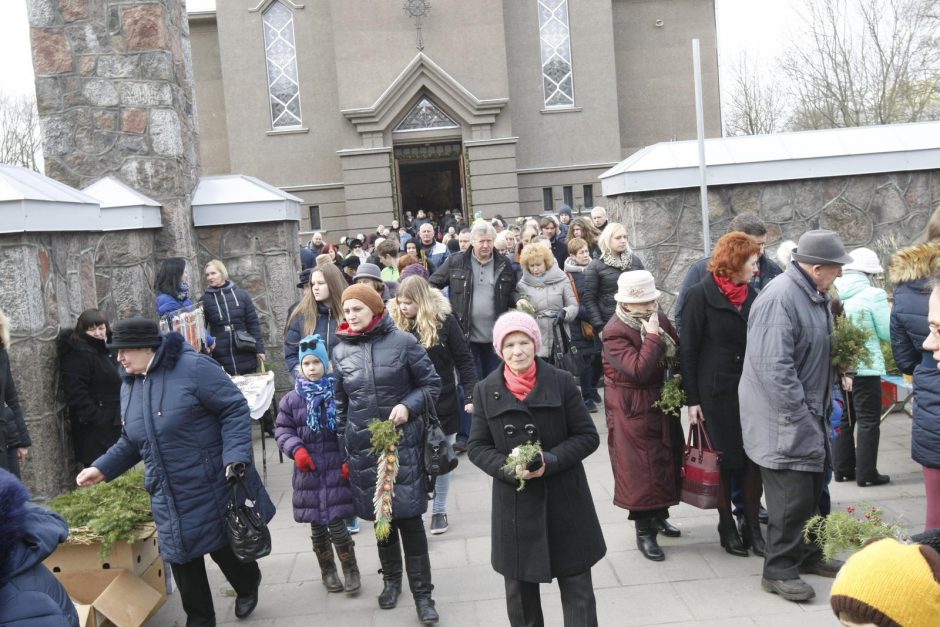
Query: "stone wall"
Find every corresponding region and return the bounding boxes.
[196,222,301,391]
[608,170,940,315]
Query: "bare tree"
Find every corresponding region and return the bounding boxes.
[0,92,42,171]
[783,0,940,130]
[724,53,786,136]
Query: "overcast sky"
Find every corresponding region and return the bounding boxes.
[0,0,802,124]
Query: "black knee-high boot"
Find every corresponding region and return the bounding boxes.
[329,519,361,593]
[717,471,748,557]
[311,524,343,592]
[377,539,403,609]
[405,554,439,624]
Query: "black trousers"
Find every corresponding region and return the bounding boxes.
[760,466,824,580]
[0,448,21,478]
[832,375,883,480]
[170,545,261,627]
[504,570,597,627]
[376,515,429,556]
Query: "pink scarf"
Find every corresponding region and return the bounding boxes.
[504,362,537,401]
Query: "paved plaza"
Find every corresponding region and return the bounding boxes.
[150,399,926,626]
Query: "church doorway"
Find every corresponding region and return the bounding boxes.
[394,141,465,223]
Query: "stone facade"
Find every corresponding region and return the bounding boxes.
[8,0,298,497]
[609,171,940,315]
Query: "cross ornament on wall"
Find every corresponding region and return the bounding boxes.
[403,0,431,51]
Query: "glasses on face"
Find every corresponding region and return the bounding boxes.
[299,338,320,352]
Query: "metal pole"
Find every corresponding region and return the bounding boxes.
[692,38,710,255]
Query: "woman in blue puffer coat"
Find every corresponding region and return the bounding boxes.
[276,334,358,595]
[201,259,266,375]
[890,236,940,530]
[77,318,275,626]
[333,284,442,624]
[0,468,79,627]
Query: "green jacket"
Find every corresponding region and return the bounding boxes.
[835,271,891,377]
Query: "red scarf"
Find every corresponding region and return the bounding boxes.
[713,274,749,309]
[337,310,385,336]
[504,362,537,401]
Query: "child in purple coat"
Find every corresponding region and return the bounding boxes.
[275,334,359,594]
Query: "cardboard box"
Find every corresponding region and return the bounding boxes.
[45,524,159,577]
[139,556,167,601]
[57,569,164,627]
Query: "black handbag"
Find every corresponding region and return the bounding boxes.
[422,389,458,477]
[225,464,272,563]
[551,317,583,378]
[233,329,258,353]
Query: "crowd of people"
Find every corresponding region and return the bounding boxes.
[5,203,940,626]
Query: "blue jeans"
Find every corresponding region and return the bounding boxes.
[432,433,458,514]
[469,341,502,381]
[579,353,596,402]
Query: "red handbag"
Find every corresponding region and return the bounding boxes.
[680,422,722,509]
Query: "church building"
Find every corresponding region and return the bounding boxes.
[188,0,721,234]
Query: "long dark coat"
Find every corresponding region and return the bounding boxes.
[94,333,275,565]
[468,359,606,583]
[582,254,645,330]
[421,313,477,435]
[201,281,265,375]
[333,313,441,520]
[57,331,122,466]
[0,349,30,456]
[602,312,683,511]
[274,381,355,525]
[679,274,757,470]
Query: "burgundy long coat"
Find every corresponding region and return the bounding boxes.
[602,312,683,512]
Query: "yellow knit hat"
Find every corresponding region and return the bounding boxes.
[830,538,940,626]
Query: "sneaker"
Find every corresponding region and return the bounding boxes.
[346,517,360,535]
[430,513,449,535]
[584,400,598,413]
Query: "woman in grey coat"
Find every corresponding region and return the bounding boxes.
[515,243,579,359]
[332,284,442,624]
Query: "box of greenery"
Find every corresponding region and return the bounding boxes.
[46,468,158,575]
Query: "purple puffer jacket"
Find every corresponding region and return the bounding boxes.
[275,388,354,525]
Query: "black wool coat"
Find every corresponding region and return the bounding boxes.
[679,274,757,469]
[0,348,30,454]
[468,359,606,583]
[582,254,645,330]
[57,331,122,466]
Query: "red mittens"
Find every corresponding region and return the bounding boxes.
[341,462,350,480]
[294,447,316,472]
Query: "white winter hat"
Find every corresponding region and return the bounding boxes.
[844,247,884,275]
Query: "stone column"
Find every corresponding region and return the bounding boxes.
[11,0,201,495]
[29,0,200,265]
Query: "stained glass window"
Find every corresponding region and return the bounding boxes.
[538,0,574,108]
[262,2,302,128]
[394,97,459,132]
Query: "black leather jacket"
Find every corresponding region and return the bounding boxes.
[429,250,520,340]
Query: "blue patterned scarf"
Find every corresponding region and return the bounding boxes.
[296,374,337,432]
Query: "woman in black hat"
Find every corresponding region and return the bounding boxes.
[77,317,275,625]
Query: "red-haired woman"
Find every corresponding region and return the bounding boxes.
[679,232,764,558]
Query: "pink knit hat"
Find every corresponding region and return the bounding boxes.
[492,311,542,354]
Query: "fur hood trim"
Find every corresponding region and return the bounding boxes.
[0,309,9,350]
[430,286,453,318]
[888,242,940,286]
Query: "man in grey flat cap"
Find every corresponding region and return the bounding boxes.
[739,230,851,602]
